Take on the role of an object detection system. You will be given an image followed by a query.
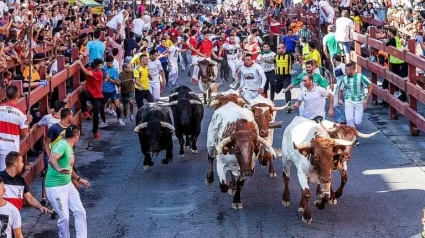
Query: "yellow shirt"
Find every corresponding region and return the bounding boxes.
[305,49,322,67]
[133,65,149,90]
[302,44,310,68]
[351,16,363,26]
[23,65,41,81]
[165,39,173,48]
[130,52,149,67]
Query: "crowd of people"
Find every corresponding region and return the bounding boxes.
[0,0,422,236]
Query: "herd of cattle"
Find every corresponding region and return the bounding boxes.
[133,86,380,224]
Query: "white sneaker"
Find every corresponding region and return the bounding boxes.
[118,119,126,126]
[99,122,108,128]
[111,110,117,117]
[130,115,134,123]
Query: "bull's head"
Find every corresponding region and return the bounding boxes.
[319,121,379,161]
[164,99,203,125]
[209,95,245,108]
[215,131,276,178]
[245,101,290,138]
[294,137,353,189]
[134,121,175,153]
[198,59,213,84]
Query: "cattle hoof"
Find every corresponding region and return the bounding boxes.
[269,172,277,178]
[220,183,229,193]
[143,165,150,170]
[329,199,338,205]
[205,178,213,186]
[191,150,198,154]
[298,207,304,212]
[227,189,233,195]
[232,202,243,210]
[282,201,290,206]
[302,216,312,224]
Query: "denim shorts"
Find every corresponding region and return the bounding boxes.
[338,41,351,55]
[102,91,120,104]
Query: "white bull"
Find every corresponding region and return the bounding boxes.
[280,116,353,223]
[206,102,276,209]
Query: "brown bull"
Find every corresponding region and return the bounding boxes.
[198,59,217,104]
[318,121,379,204]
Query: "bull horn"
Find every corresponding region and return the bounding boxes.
[293,142,312,150]
[209,99,219,107]
[188,92,197,95]
[215,136,232,155]
[319,120,337,133]
[189,100,203,105]
[169,92,179,97]
[134,122,148,132]
[160,122,175,132]
[356,130,380,139]
[257,136,277,159]
[272,101,290,111]
[333,139,355,146]
[162,101,178,106]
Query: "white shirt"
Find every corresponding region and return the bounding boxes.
[49,60,58,77]
[298,85,329,119]
[168,45,180,65]
[0,103,28,155]
[254,35,263,44]
[113,58,120,73]
[148,59,163,81]
[257,51,276,72]
[239,63,267,91]
[37,114,61,129]
[106,12,124,31]
[0,1,8,18]
[0,201,21,238]
[222,43,240,61]
[339,0,350,7]
[132,18,144,36]
[333,62,346,81]
[319,0,335,19]
[335,16,354,42]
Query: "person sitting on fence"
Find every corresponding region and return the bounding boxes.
[22,53,50,89]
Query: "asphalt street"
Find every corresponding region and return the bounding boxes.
[22,64,425,238]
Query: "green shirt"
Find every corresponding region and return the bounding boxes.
[293,72,329,88]
[45,140,73,187]
[324,32,341,56]
[338,73,371,102]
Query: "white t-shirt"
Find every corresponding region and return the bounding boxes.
[0,104,28,155]
[37,114,61,129]
[168,45,180,65]
[132,18,144,36]
[319,0,335,21]
[257,51,276,72]
[254,36,263,45]
[239,63,267,91]
[49,60,58,77]
[148,59,163,81]
[0,1,8,18]
[335,17,354,42]
[339,0,351,7]
[106,12,124,31]
[298,85,329,119]
[0,201,22,238]
[222,43,240,61]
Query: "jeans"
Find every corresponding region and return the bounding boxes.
[333,84,346,123]
[264,71,276,101]
[80,89,101,133]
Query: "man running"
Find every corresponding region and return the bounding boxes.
[238,53,267,100]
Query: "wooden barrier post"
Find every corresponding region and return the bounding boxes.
[369,27,378,105]
[56,56,66,100]
[353,23,363,74]
[407,39,420,136]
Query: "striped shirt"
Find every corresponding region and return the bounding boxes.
[0,103,27,155]
[296,29,312,42]
[338,73,372,102]
[0,171,29,211]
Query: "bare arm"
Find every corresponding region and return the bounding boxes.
[13,227,23,238]
[78,62,94,77]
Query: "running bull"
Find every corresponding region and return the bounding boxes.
[206,102,276,209]
[134,103,175,169]
[166,86,204,157]
[280,116,353,223]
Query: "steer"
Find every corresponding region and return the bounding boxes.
[206,102,276,209]
[317,120,379,204]
[209,89,246,109]
[280,116,353,223]
[244,96,289,177]
[165,86,204,157]
[134,103,175,169]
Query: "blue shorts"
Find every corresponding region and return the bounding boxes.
[102,91,119,104]
[338,41,351,55]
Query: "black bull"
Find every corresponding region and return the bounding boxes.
[134,104,174,169]
[167,86,204,157]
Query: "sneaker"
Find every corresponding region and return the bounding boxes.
[118,119,126,126]
[111,110,117,117]
[93,132,101,139]
[130,115,134,123]
[191,78,198,84]
[99,122,108,128]
[123,117,128,124]
[83,112,90,119]
[353,140,359,147]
